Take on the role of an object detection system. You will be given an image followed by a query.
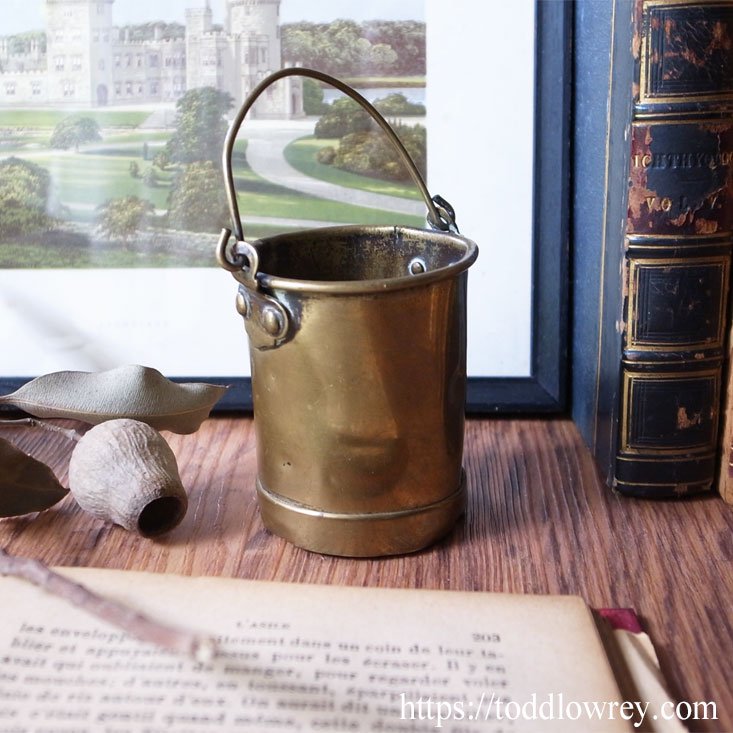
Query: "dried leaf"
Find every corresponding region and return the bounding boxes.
[0,438,69,517]
[0,365,227,435]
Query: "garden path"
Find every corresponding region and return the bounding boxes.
[242,119,425,218]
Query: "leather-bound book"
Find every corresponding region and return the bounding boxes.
[573,0,733,497]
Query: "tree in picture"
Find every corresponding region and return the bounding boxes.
[164,87,232,233]
[96,196,155,243]
[281,19,425,77]
[313,97,427,183]
[50,117,102,152]
[168,161,228,233]
[166,88,234,167]
[0,158,53,238]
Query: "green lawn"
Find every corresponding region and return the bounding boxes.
[1,129,168,152]
[30,151,173,213]
[231,157,422,227]
[284,136,422,201]
[0,109,149,128]
[0,131,48,148]
[338,76,425,88]
[101,131,171,144]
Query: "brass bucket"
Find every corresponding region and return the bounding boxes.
[217,69,478,557]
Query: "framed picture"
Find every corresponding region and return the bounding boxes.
[0,0,570,413]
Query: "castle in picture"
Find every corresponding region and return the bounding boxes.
[0,0,302,116]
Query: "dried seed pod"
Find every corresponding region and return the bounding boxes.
[68,419,187,537]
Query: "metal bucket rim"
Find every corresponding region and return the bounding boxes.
[251,225,479,295]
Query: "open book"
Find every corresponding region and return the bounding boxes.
[0,568,683,732]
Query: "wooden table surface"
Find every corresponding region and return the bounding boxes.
[2,416,732,732]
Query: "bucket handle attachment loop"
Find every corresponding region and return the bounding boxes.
[220,67,458,282]
[217,228,290,350]
[217,229,259,285]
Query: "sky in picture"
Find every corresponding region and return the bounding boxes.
[1,0,424,34]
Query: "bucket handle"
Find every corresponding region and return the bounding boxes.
[217,67,458,279]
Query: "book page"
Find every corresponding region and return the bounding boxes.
[0,568,631,732]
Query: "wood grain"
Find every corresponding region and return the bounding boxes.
[1,416,731,730]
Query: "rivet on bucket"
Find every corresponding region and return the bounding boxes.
[408,257,427,275]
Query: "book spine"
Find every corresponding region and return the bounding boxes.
[614,0,733,497]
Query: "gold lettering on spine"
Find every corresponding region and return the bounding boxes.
[642,195,722,212]
[631,151,732,169]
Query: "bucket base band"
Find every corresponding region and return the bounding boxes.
[256,472,467,557]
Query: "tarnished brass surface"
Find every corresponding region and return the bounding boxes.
[219,69,478,556]
[257,472,467,558]
[240,227,476,555]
